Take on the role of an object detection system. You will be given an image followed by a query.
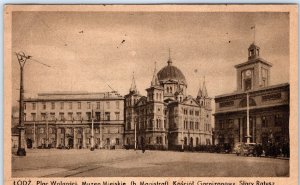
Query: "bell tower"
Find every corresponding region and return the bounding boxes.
[235,43,272,92]
[248,43,260,60]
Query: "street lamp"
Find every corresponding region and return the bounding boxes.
[16,52,31,156]
[90,106,95,151]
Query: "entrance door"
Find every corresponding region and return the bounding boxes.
[26,139,32,149]
[68,138,74,148]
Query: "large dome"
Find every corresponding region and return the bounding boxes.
[157,59,187,85]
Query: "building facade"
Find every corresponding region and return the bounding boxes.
[124,57,213,150]
[23,91,124,149]
[214,43,290,149]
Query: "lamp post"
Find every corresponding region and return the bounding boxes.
[16,52,31,156]
[134,118,137,150]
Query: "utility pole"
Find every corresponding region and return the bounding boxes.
[91,107,95,151]
[46,112,49,148]
[16,52,31,156]
[15,51,50,156]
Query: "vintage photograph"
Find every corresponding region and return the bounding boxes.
[5,5,297,180]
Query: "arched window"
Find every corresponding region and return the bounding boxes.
[190,137,193,146]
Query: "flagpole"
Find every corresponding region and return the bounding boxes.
[246,92,251,144]
[251,25,256,44]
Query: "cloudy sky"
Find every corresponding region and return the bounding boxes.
[12,11,289,107]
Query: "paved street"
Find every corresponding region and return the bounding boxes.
[12,149,289,177]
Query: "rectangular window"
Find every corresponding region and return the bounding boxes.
[24,113,26,121]
[42,103,46,110]
[41,113,46,121]
[78,102,81,109]
[195,122,199,129]
[96,102,100,109]
[190,121,194,129]
[106,101,110,109]
[59,112,64,121]
[87,102,91,109]
[69,102,72,110]
[95,112,100,121]
[68,112,73,120]
[50,113,55,121]
[189,110,193,115]
[24,103,26,110]
[77,112,82,120]
[51,102,55,110]
[31,113,36,121]
[86,112,91,121]
[60,102,64,110]
[195,111,200,116]
[116,138,120,145]
[115,112,120,120]
[32,103,36,110]
[105,112,110,121]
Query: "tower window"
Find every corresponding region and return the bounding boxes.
[244,79,252,91]
[250,49,255,56]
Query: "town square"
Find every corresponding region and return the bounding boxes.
[12,149,289,177]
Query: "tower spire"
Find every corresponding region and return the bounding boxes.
[197,80,203,98]
[202,76,208,97]
[167,48,172,66]
[129,72,137,93]
[151,62,160,87]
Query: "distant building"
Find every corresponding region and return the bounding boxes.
[124,56,213,150]
[23,91,124,149]
[214,43,289,149]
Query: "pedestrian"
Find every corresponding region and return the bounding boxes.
[141,140,146,153]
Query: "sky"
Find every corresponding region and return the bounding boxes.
[12,11,290,108]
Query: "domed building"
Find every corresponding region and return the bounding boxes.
[124,55,213,150]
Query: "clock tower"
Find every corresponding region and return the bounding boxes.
[235,43,272,92]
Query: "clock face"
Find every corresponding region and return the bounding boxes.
[245,70,252,77]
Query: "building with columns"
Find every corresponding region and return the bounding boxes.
[23,91,124,149]
[214,43,290,149]
[124,56,213,150]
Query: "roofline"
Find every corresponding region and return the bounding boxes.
[215,83,289,99]
[234,57,272,68]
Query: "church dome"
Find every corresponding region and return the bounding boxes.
[157,59,187,85]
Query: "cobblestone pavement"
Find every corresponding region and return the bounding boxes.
[12,149,289,177]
